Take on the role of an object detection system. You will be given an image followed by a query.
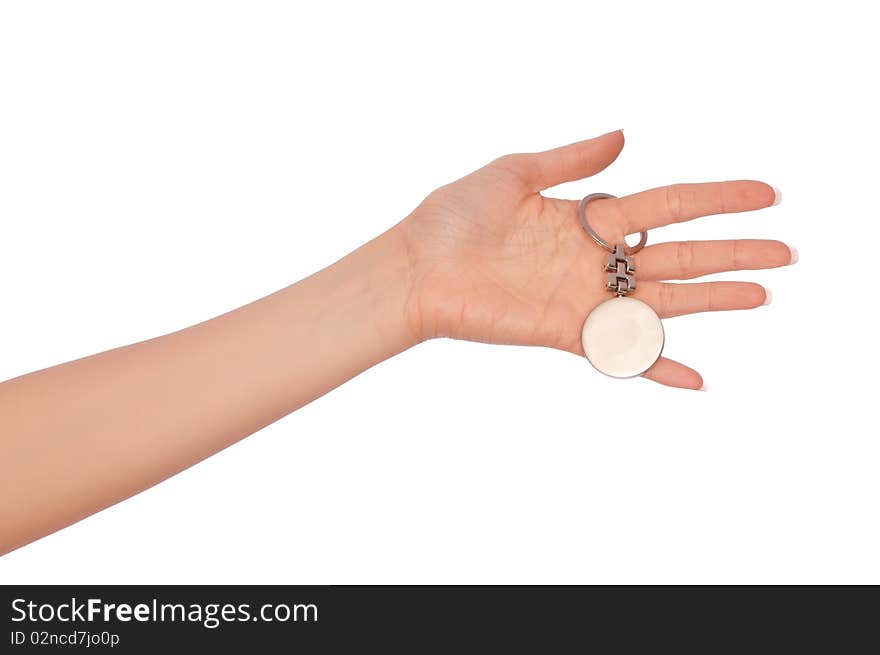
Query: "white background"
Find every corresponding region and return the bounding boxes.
[1,1,877,584]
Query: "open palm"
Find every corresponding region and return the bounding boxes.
[398,131,792,389]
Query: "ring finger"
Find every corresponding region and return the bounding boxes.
[634,239,795,281]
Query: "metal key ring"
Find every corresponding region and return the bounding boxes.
[578,193,648,255]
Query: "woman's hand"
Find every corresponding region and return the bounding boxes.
[397,130,793,389]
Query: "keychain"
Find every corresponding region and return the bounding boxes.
[578,193,665,378]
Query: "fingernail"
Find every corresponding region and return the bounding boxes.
[698,382,708,392]
[772,186,782,206]
[788,246,799,265]
[762,288,773,306]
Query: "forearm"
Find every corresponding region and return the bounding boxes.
[0,225,418,555]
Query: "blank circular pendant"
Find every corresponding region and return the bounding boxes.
[581,296,664,378]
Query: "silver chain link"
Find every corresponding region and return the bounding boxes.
[605,244,636,296]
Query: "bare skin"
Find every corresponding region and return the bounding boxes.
[0,131,793,555]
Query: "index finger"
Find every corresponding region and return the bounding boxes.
[615,181,779,233]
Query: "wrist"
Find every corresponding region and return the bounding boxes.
[389,214,440,344]
[344,223,425,354]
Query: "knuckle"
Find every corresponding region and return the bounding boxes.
[719,186,734,213]
[664,184,683,219]
[596,199,627,240]
[675,241,696,278]
[492,153,520,168]
[492,152,532,175]
[490,153,537,186]
[658,283,677,316]
[731,240,743,270]
[705,283,718,311]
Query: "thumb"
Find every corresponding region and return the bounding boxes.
[504,130,625,193]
